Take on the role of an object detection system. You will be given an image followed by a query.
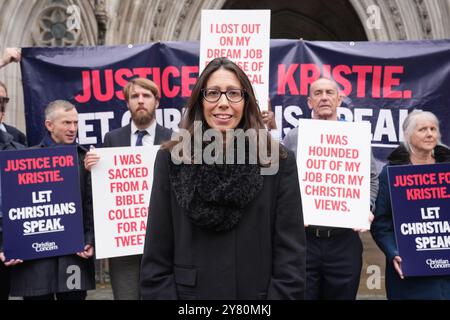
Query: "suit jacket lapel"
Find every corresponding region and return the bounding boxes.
[121,124,132,147]
[154,124,162,145]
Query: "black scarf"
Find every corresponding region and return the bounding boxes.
[169,159,264,232]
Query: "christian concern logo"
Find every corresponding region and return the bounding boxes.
[426,259,450,269]
[32,241,59,252]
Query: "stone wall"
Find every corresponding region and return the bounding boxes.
[1,0,449,135]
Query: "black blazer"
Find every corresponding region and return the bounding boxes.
[140,149,306,300]
[103,123,173,147]
[3,123,27,146]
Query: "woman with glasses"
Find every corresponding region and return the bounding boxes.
[140,57,306,300]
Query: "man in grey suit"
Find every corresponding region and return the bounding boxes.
[85,78,172,300]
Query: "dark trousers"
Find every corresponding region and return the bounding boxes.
[23,291,87,300]
[305,230,363,300]
[0,263,10,300]
[109,254,141,300]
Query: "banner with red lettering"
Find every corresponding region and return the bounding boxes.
[21,42,198,147]
[21,40,450,167]
[90,146,159,259]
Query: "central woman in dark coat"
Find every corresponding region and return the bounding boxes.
[140,57,306,300]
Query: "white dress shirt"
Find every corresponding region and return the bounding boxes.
[130,120,156,146]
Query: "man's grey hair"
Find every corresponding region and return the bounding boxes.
[308,77,340,97]
[45,100,76,120]
[402,110,442,152]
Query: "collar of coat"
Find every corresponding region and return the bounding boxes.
[388,144,450,165]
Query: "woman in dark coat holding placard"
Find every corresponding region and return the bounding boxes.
[371,110,450,299]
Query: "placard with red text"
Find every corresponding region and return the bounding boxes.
[200,10,270,111]
[297,119,371,229]
[91,146,159,259]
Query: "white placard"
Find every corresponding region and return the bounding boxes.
[91,146,159,259]
[296,119,371,229]
[200,10,271,111]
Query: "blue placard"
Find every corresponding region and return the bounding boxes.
[388,163,450,277]
[0,146,84,260]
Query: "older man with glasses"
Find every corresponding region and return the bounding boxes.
[0,48,26,145]
[0,80,27,146]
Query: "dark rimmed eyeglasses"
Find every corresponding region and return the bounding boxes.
[201,88,246,103]
[0,97,9,104]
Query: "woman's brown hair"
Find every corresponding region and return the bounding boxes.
[162,57,286,161]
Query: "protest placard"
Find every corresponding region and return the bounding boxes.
[0,147,84,260]
[91,146,159,259]
[388,163,450,276]
[200,10,270,110]
[296,119,371,229]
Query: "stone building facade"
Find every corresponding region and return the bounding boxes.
[1,0,450,132]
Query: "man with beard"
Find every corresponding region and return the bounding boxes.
[102,78,172,148]
[84,78,172,300]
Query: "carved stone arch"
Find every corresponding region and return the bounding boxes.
[350,0,450,41]
[0,0,99,133]
[173,0,226,41]
[214,0,369,41]
[27,0,99,46]
[105,0,160,44]
[105,0,225,44]
[104,0,450,43]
